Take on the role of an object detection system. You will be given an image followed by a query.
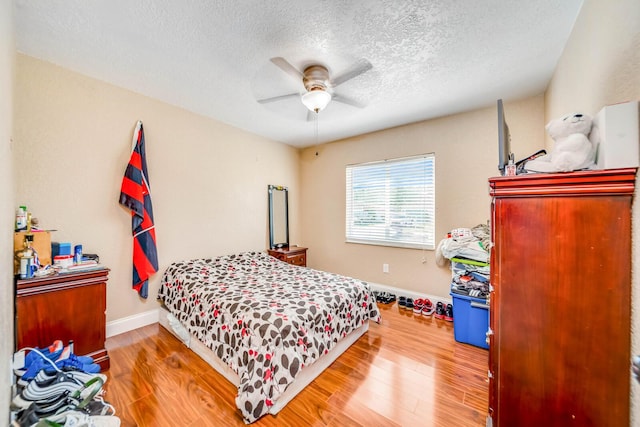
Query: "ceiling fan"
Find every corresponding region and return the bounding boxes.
[257,57,372,119]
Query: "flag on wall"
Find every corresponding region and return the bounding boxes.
[119,120,158,298]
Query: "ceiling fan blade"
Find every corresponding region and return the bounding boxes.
[270,57,303,81]
[332,93,366,108]
[257,93,300,104]
[330,59,372,87]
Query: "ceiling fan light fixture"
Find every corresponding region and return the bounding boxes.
[301,89,331,113]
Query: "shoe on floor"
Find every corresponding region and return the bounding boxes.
[20,354,101,385]
[42,412,121,427]
[377,292,397,304]
[55,346,95,366]
[14,340,64,376]
[434,301,445,319]
[26,369,108,390]
[12,372,104,410]
[375,291,388,303]
[15,405,119,427]
[398,296,407,309]
[405,298,414,310]
[421,299,435,316]
[412,299,424,314]
[444,303,454,322]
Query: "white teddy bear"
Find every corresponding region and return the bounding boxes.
[525,113,596,173]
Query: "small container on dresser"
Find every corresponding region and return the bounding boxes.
[267,246,307,267]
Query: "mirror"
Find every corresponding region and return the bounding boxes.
[268,185,289,249]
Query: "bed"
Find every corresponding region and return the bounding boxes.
[157,251,381,424]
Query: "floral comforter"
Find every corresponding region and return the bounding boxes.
[157,251,381,424]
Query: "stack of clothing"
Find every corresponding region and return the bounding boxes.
[437,224,491,300]
[10,340,120,427]
[450,257,490,298]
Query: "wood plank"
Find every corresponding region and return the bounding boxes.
[104,302,488,426]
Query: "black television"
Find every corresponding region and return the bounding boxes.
[497,99,512,175]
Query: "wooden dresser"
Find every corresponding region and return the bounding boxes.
[15,268,110,370]
[487,168,635,426]
[267,246,307,267]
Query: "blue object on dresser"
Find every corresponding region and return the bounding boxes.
[51,242,72,257]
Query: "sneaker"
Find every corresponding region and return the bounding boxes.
[373,291,381,302]
[412,299,424,315]
[398,296,407,309]
[14,340,64,376]
[29,370,107,389]
[12,381,114,425]
[79,396,117,416]
[56,357,101,374]
[12,401,46,426]
[55,346,95,366]
[19,354,101,386]
[444,304,454,322]
[405,298,414,311]
[19,357,58,385]
[13,394,74,420]
[11,390,69,413]
[13,371,105,410]
[434,302,445,319]
[421,299,435,316]
[40,411,121,427]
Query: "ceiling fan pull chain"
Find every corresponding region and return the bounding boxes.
[314,112,320,156]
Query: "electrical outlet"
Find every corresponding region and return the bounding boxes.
[383,263,389,273]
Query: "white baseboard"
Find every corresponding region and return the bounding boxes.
[367,282,452,305]
[106,308,159,338]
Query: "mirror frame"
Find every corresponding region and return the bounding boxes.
[268,185,289,249]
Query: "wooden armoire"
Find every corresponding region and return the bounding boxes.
[487,168,636,427]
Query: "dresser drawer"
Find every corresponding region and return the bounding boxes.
[268,247,307,267]
[285,253,306,266]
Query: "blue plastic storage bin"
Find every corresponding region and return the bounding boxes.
[450,292,489,349]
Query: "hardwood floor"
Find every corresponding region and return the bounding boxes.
[103,302,488,426]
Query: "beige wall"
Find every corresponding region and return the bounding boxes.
[1,0,14,423]
[544,0,640,423]
[546,0,640,126]
[13,54,300,322]
[299,96,545,298]
[7,1,639,423]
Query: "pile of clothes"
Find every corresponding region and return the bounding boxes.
[436,224,491,299]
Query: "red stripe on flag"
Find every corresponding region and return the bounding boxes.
[129,151,142,169]
[120,177,143,202]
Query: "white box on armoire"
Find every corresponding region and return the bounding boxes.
[591,100,639,170]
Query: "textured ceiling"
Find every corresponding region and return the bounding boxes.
[14,0,584,147]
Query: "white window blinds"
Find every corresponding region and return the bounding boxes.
[346,154,435,249]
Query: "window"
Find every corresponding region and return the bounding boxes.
[346,154,435,249]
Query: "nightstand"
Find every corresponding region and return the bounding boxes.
[268,246,307,267]
[15,268,110,370]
